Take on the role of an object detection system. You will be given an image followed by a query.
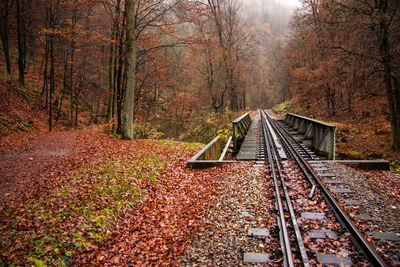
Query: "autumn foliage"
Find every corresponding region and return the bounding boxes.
[0,0,296,142]
[279,0,400,150]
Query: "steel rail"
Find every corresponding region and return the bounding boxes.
[273,119,316,160]
[260,111,295,267]
[265,111,387,267]
[261,110,310,267]
[264,112,316,195]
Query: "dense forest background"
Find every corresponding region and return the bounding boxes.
[278,0,400,159]
[0,0,292,141]
[0,0,399,158]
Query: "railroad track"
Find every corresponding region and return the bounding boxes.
[259,110,387,266]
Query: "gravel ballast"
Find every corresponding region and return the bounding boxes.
[178,160,400,266]
[179,162,280,266]
[318,162,400,265]
[322,162,400,233]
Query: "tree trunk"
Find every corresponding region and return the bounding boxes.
[75,89,79,127]
[41,36,49,108]
[211,0,241,112]
[122,0,136,140]
[381,41,400,150]
[26,0,35,63]
[392,76,400,150]
[75,82,80,127]
[56,53,68,122]
[379,11,400,150]
[0,0,11,74]
[107,0,120,121]
[70,1,77,124]
[89,98,93,125]
[49,33,55,131]
[16,0,26,86]
[116,57,123,134]
[116,12,125,135]
[229,87,238,111]
[41,3,50,106]
[23,0,28,71]
[242,90,246,109]
[347,90,352,113]
[74,72,83,127]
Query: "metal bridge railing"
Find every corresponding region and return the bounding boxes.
[232,113,252,153]
[194,136,222,161]
[186,136,235,169]
[285,113,336,160]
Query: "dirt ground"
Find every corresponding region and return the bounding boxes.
[0,131,77,203]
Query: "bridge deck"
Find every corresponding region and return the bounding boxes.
[236,117,260,160]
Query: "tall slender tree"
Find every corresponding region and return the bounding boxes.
[0,0,11,74]
[69,0,77,124]
[106,0,121,122]
[205,0,246,111]
[48,1,55,131]
[122,0,136,139]
[16,0,26,85]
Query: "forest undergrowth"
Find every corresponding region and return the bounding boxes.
[0,61,238,145]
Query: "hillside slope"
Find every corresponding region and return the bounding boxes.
[0,69,49,137]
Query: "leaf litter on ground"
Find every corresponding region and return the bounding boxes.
[0,128,235,266]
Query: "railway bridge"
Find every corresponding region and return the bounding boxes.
[185,110,397,266]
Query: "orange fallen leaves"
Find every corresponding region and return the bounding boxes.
[0,128,234,265]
